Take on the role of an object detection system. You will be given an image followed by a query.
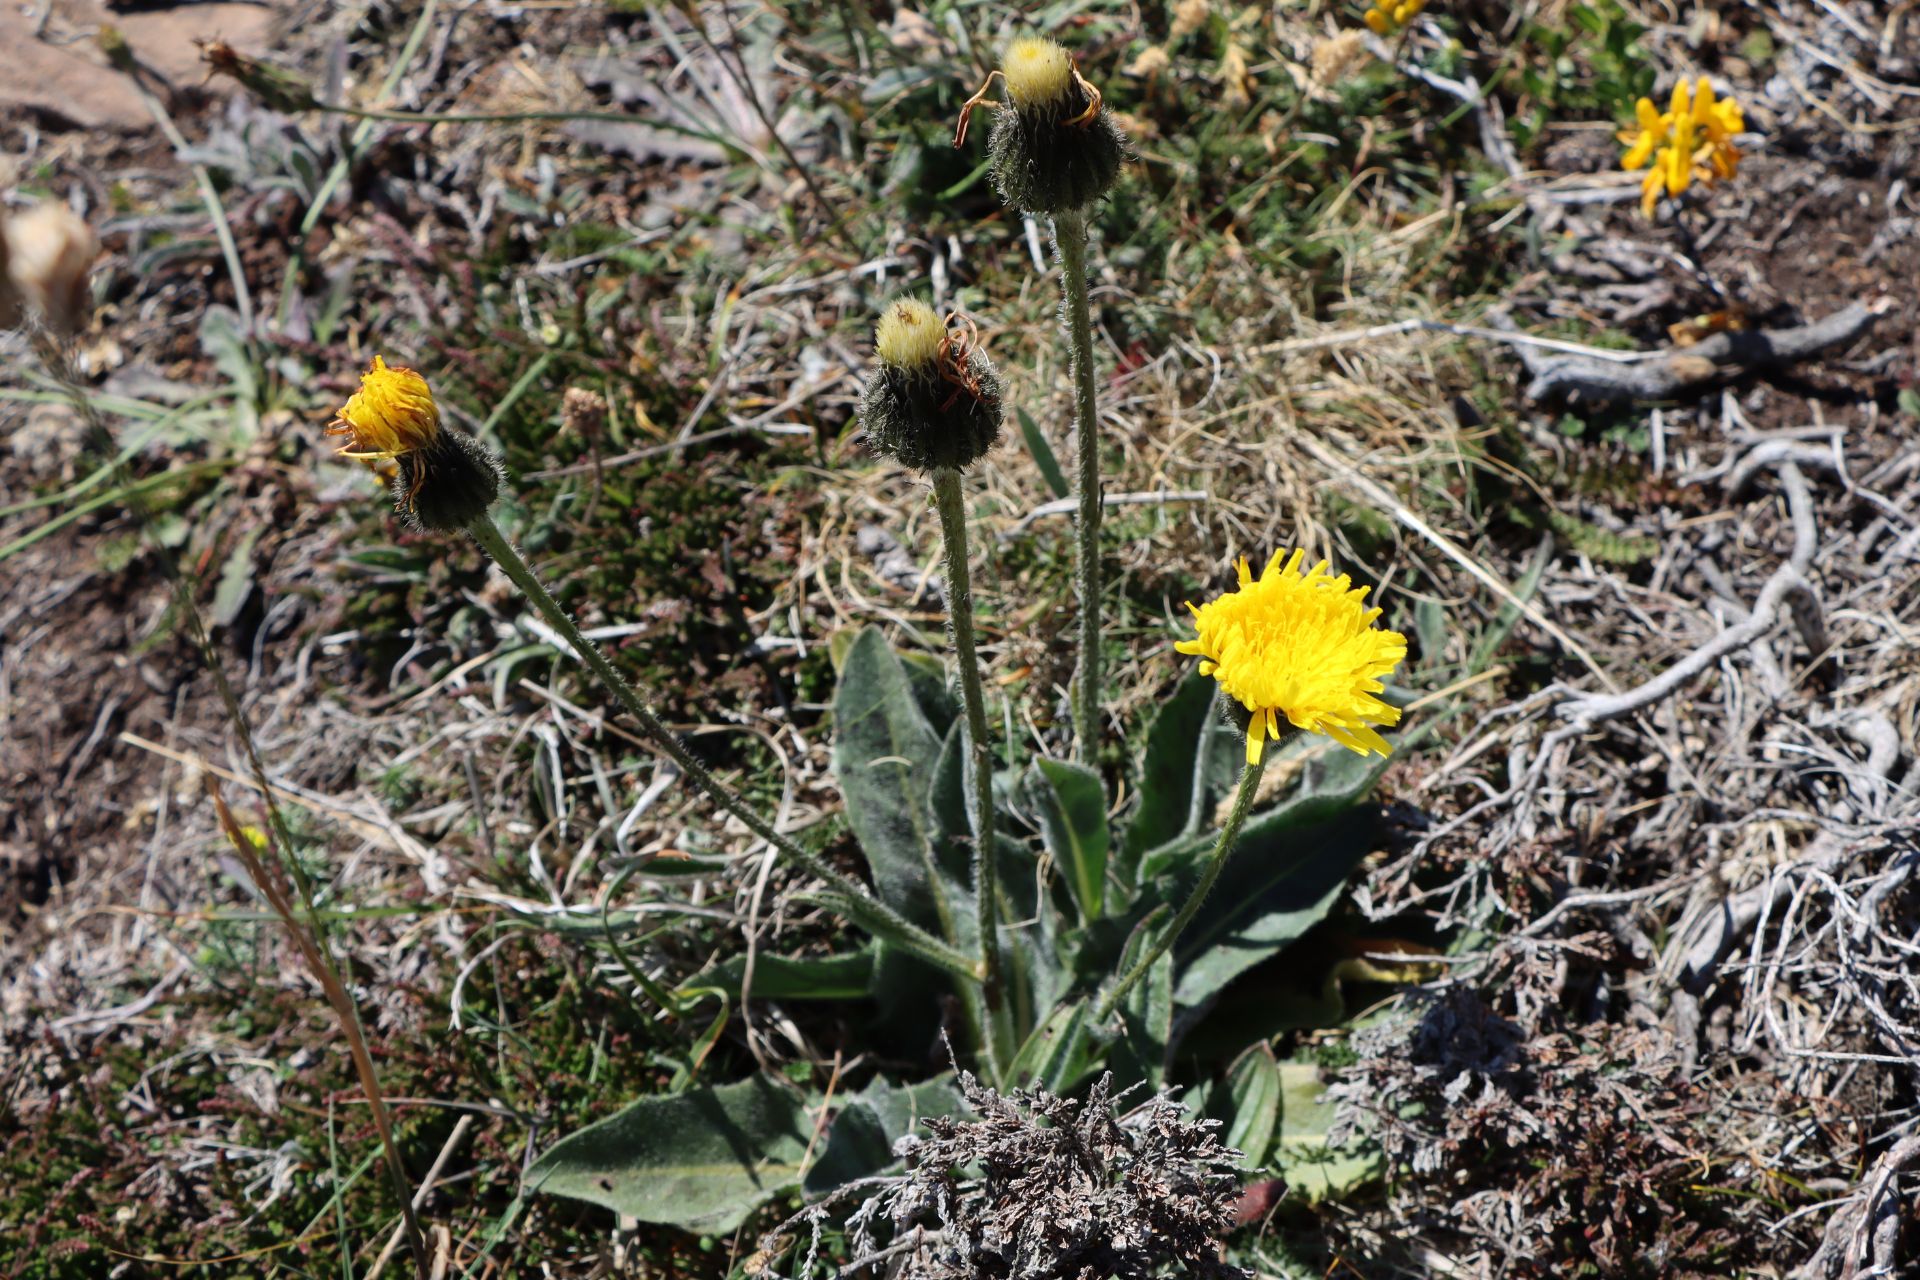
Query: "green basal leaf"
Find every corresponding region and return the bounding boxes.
[701,947,877,1001]
[525,1076,810,1232]
[1272,1058,1380,1203]
[1111,917,1173,1090]
[1009,999,1096,1095]
[802,1076,965,1195]
[830,627,949,928]
[1026,757,1110,923]
[1117,672,1215,886]
[1223,1043,1282,1169]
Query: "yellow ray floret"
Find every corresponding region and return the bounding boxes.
[1363,0,1426,37]
[1003,36,1076,109]
[874,298,943,370]
[1176,549,1408,764]
[326,355,441,462]
[1619,77,1745,218]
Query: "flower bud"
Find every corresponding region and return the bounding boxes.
[199,39,319,114]
[326,356,503,532]
[859,299,1004,473]
[1,202,99,335]
[984,37,1127,215]
[393,430,505,533]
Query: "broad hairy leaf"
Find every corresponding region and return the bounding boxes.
[1009,999,1096,1094]
[526,1076,810,1232]
[1026,757,1110,922]
[1135,746,1389,1009]
[1271,1058,1379,1203]
[1223,1043,1281,1169]
[1117,672,1215,886]
[703,947,876,1001]
[830,627,948,928]
[802,1076,965,1195]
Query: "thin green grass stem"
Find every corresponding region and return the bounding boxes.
[930,467,1013,1078]
[1053,208,1103,765]
[1096,754,1268,1020]
[464,512,982,984]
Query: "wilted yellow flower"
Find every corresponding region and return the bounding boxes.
[1177,549,1407,763]
[1364,0,1426,36]
[327,355,441,463]
[1620,77,1744,218]
[324,355,501,530]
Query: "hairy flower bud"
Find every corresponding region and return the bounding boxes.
[326,356,502,532]
[982,36,1127,215]
[859,299,1004,473]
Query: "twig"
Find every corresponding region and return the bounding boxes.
[1557,464,1816,726]
[365,1115,476,1280]
[1511,302,1890,405]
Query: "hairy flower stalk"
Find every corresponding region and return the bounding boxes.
[960,35,1127,764]
[861,300,1014,1075]
[327,357,980,984]
[1100,549,1407,1017]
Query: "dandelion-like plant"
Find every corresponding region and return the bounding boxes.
[958,35,1126,764]
[1619,77,1745,219]
[324,357,980,983]
[1178,549,1408,765]
[860,298,1014,1071]
[1099,549,1406,1018]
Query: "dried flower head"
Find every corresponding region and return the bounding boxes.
[957,35,1128,215]
[1620,77,1744,218]
[860,300,1004,473]
[1364,0,1427,36]
[326,356,502,531]
[0,202,100,336]
[1177,549,1407,763]
[198,39,319,113]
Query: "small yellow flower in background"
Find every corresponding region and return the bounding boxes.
[327,355,440,463]
[1620,77,1744,218]
[1177,549,1408,763]
[1364,0,1426,36]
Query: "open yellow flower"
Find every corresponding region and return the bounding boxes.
[323,355,501,530]
[326,355,441,463]
[1177,549,1408,763]
[1619,77,1745,218]
[1364,0,1426,36]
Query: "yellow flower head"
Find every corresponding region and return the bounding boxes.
[1619,77,1745,218]
[1003,36,1077,110]
[1177,549,1408,764]
[874,298,944,371]
[326,355,441,462]
[1363,0,1427,36]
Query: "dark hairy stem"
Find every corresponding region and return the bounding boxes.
[1052,207,1103,765]
[931,467,1012,1075]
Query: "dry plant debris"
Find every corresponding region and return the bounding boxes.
[774,1069,1248,1280]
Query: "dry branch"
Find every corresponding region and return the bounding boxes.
[1513,301,1889,405]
